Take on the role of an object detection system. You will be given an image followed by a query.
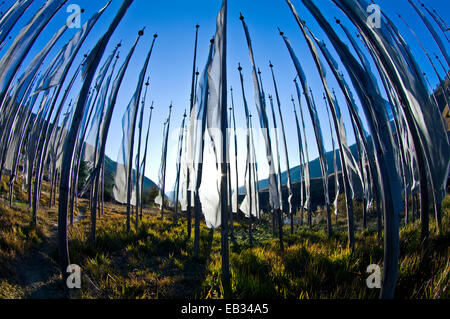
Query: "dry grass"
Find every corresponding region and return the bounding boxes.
[0,175,448,299]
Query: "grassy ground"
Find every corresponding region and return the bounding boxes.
[0,175,448,299]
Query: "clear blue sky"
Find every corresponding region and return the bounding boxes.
[2,0,449,191]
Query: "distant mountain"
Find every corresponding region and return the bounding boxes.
[237,79,450,210]
[103,154,157,190]
[240,141,361,194]
[80,143,158,202]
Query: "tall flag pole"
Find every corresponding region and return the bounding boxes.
[397,14,447,90]
[158,103,172,218]
[35,4,113,222]
[293,80,311,226]
[268,94,283,228]
[429,6,450,34]
[47,98,74,209]
[186,24,199,239]
[299,0,403,298]
[89,50,122,220]
[90,35,141,242]
[155,122,167,212]
[377,11,449,228]
[174,110,187,219]
[280,29,329,231]
[0,0,33,46]
[73,45,120,216]
[140,100,154,219]
[230,87,239,220]
[133,75,148,229]
[226,104,234,237]
[434,53,449,81]
[25,90,53,205]
[240,14,282,249]
[340,88,370,228]
[356,21,411,226]
[324,20,382,237]
[187,38,213,259]
[238,64,257,243]
[0,15,69,184]
[72,87,96,207]
[202,0,230,294]
[292,96,305,225]
[324,96,340,219]
[58,0,134,277]
[248,114,255,245]
[47,59,87,212]
[113,31,157,232]
[385,10,448,232]
[251,118,261,217]
[307,12,387,240]
[138,82,151,220]
[7,86,39,204]
[286,1,373,242]
[6,85,37,204]
[336,0,449,237]
[0,0,68,108]
[417,1,450,42]
[269,62,294,233]
[408,0,450,69]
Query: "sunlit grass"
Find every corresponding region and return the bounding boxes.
[0,175,449,299]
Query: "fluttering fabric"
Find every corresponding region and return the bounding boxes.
[199,0,227,229]
[82,33,140,207]
[270,66,293,216]
[132,86,146,215]
[268,96,283,212]
[169,113,187,209]
[0,0,67,105]
[293,80,311,211]
[419,1,450,42]
[300,0,403,297]
[408,0,449,69]
[186,45,212,196]
[229,93,239,214]
[285,3,363,210]
[57,0,134,247]
[282,33,329,206]
[240,124,259,218]
[332,94,363,199]
[0,0,33,48]
[293,101,305,211]
[237,66,259,219]
[83,47,119,175]
[178,121,188,211]
[139,102,153,212]
[343,0,449,211]
[325,105,339,215]
[313,20,376,211]
[154,119,170,208]
[35,2,110,93]
[241,16,280,210]
[114,35,156,206]
[0,17,68,175]
[3,75,39,172]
